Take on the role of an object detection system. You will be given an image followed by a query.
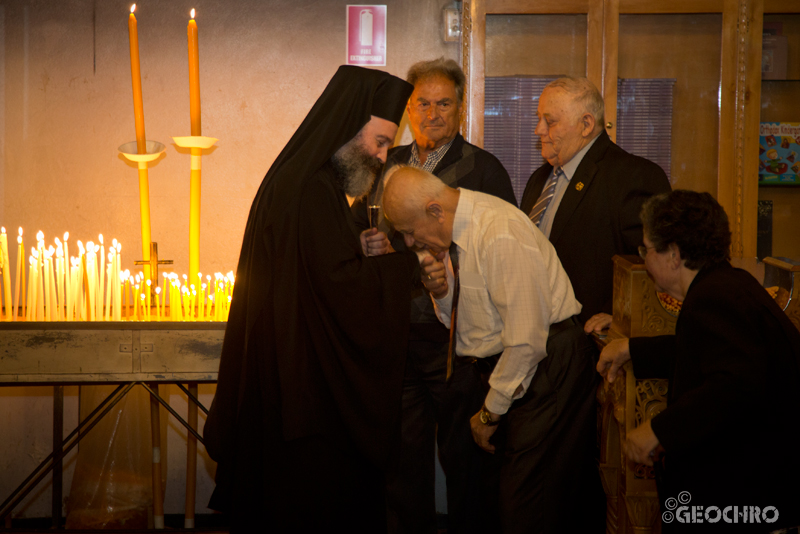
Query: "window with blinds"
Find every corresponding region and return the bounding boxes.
[484,77,674,202]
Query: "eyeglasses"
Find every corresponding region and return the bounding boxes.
[638,245,655,259]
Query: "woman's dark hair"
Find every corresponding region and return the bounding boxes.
[640,190,731,270]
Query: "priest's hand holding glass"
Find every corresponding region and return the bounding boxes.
[359,228,393,256]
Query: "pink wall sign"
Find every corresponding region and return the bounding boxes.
[346,5,387,66]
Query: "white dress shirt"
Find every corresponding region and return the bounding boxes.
[433,189,582,414]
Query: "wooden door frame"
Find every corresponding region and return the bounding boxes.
[461,0,799,258]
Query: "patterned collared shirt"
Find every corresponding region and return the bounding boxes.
[409,137,456,172]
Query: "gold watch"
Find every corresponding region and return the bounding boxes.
[479,405,500,426]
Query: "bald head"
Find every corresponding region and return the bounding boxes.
[383,166,459,253]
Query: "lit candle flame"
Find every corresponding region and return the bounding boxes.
[37,231,44,241]
[17,236,22,245]
[155,287,161,295]
[131,4,136,14]
[64,232,69,241]
[99,234,104,245]
[1,227,5,234]
[191,8,195,19]
[19,227,23,236]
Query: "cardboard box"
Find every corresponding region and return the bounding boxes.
[759,122,800,185]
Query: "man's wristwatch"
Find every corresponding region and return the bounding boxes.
[479,405,500,426]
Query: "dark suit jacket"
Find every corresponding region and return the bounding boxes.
[520,131,670,323]
[630,262,800,530]
[353,133,516,341]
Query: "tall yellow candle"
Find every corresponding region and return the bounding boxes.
[36,252,44,321]
[105,254,113,321]
[62,233,69,318]
[134,283,140,321]
[146,279,152,321]
[13,236,23,321]
[99,235,105,320]
[26,256,35,321]
[128,6,152,283]
[17,229,26,317]
[0,228,12,321]
[47,253,57,321]
[55,244,63,320]
[128,4,147,154]
[188,9,201,136]
[187,9,203,282]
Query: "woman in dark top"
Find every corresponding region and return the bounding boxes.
[597,190,800,532]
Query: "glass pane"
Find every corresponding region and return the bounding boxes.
[618,14,723,193]
[485,77,556,200]
[486,14,587,77]
[758,14,800,260]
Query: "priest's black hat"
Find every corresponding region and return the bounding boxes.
[251,66,412,228]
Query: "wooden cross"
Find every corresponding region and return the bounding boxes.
[135,242,173,290]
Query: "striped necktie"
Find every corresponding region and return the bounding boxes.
[529,167,563,226]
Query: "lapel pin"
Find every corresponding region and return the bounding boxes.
[576,182,584,191]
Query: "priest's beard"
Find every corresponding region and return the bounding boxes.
[331,134,383,201]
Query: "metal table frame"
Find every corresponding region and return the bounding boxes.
[0,322,224,529]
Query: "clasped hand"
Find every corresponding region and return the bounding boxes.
[419,251,448,299]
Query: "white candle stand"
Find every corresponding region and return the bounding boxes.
[118,140,167,288]
[171,135,218,288]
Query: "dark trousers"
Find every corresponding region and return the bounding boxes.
[386,339,487,534]
[496,320,606,534]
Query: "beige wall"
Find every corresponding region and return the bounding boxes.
[0,0,458,518]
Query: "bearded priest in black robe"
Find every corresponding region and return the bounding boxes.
[204,66,418,533]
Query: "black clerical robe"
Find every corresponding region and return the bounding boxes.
[204,65,414,533]
[207,161,419,531]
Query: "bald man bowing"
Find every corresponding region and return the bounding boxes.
[383,166,601,534]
